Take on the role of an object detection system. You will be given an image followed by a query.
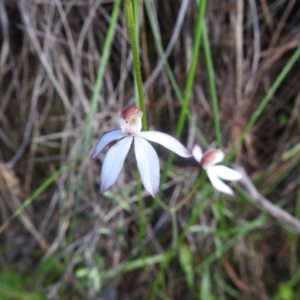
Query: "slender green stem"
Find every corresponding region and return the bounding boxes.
[161,0,207,188]
[175,0,207,139]
[124,0,147,130]
[202,22,222,148]
[131,0,146,260]
[153,195,171,213]
[170,209,178,248]
[143,0,208,220]
[144,0,208,147]
[137,176,146,256]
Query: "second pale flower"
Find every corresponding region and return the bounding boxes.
[192,145,242,195]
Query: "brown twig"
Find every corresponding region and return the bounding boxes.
[234,165,300,234]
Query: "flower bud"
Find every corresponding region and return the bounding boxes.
[201,148,224,169]
[119,106,143,135]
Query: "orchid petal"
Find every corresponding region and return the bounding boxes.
[139,131,192,158]
[134,136,160,197]
[207,167,234,195]
[210,165,242,181]
[100,136,133,192]
[91,129,125,158]
[192,144,203,163]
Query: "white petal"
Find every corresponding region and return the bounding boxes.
[210,165,242,181]
[138,131,192,158]
[192,144,203,163]
[101,137,133,192]
[91,129,125,158]
[134,136,160,197]
[207,167,234,195]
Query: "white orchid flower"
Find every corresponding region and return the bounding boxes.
[92,106,192,197]
[192,145,242,195]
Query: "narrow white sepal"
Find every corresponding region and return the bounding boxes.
[100,136,133,192]
[192,145,203,163]
[139,131,192,158]
[134,136,160,197]
[91,129,125,158]
[210,165,243,181]
[207,167,234,195]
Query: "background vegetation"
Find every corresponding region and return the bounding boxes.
[0,0,300,299]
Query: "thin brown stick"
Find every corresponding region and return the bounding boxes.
[235,165,300,234]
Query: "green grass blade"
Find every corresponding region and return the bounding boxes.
[144,0,208,147]
[103,253,166,278]
[83,0,122,150]
[12,166,66,219]
[70,0,122,241]
[179,244,194,289]
[202,22,222,148]
[199,267,211,300]
[175,0,207,140]
[228,44,300,161]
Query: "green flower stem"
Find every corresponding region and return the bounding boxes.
[202,22,222,148]
[144,0,208,147]
[175,0,207,140]
[160,0,207,191]
[170,210,178,248]
[124,0,147,130]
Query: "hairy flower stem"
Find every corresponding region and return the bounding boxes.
[124,0,147,131]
